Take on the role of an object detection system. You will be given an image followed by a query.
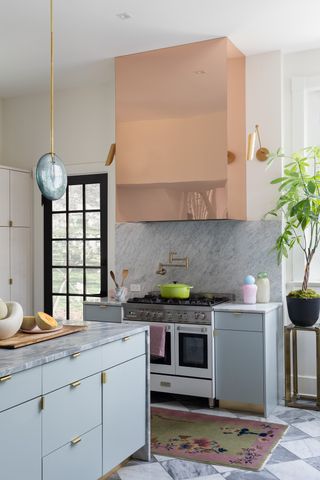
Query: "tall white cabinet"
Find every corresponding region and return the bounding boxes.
[0,166,32,315]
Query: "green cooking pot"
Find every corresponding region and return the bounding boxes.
[158,282,193,299]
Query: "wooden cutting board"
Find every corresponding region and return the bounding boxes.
[0,325,88,349]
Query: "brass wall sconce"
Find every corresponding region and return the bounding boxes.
[105,143,116,166]
[156,251,189,275]
[247,125,270,162]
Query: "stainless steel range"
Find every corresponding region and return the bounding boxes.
[123,293,231,406]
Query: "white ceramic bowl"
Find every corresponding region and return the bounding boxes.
[0,302,23,340]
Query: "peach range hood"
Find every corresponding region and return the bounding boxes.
[115,38,246,222]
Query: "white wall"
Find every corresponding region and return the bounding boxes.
[2,77,116,312]
[246,51,283,220]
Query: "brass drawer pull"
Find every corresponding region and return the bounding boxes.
[232,312,242,315]
[71,436,81,446]
[122,336,130,342]
[71,352,81,358]
[0,375,12,383]
[160,381,171,387]
[70,381,81,388]
[101,372,107,384]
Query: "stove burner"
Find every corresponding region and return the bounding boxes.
[127,294,230,307]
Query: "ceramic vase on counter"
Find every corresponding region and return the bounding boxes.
[242,275,257,304]
[256,272,270,303]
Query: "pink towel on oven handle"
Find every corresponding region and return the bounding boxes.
[150,324,166,358]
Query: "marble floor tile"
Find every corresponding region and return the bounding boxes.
[267,445,299,465]
[306,457,320,471]
[154,454,177,462]
[213,465,242,473]
[222,469,278,479]
[151,401,189,412]
[191,409,238,418]
[276,409,317,424]
[185,475,225,480]
[117,462,172,480]
[161,459,218,479]
[281,437,320,459]
[293,420,320,437]
[281,425,311,443]
[266,459,320,480]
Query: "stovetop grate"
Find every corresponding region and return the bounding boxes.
[127,293,231,307]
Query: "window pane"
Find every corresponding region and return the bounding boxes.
[69,296,83,321]
[69,213,83,239]
[86,212,100,238]
[52,241,66,266]
[69,241,83,266]
[52,191,66,212]
[53,295,66,321]
[69,185,83,211]
[86,184,100,210]
[52,268,66,294]
[69,269,84,294]
[86,240,100,266]
[52,214,66,238]
[86,268,101,294]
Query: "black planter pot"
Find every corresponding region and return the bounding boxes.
[287,296,320,327]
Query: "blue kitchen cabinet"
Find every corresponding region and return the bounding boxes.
[214,308,279,417]
[0,397,41,480]
[103,354,147,473]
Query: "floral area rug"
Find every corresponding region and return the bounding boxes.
[151,407,288,471]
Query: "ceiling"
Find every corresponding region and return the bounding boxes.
[1,0,320,97]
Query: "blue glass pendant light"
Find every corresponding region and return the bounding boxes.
[36,0,67,201]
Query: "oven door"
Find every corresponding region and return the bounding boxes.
[123,320,175,375]
[175,324,212,379]
[150,322,175,375]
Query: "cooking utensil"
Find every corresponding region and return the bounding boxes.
[158,282,193,299]
[121,269,129,287]
[110,271,119,288]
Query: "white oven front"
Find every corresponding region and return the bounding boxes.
[123,320,175,375]
[175,324,213,379]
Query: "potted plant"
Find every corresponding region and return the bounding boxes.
[268,146,320,327]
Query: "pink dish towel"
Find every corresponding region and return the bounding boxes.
[150,324,166,358]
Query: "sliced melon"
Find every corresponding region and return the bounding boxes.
[0,299,8,320]
[21,316,36,331]
[35,312,58,330]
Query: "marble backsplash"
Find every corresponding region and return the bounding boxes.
[115,220,282,301]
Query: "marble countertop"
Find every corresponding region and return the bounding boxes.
[213,302,282,314]
[83,297,123,307]
[0,321,148,377]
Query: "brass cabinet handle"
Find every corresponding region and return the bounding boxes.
[71,352,81,358]
[0,375,12,383]
[122,336,130,342]
[232,312,242,315]
[101,372,107,384]
[99,305,108,309]
[71,436,81,446]
[70,381,81,388]
[160,381,171,387]
[40,396,45,410]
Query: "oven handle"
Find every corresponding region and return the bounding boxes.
[176,326,208,334]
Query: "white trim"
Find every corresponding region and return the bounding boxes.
[0,164,31,174]
[286,75,320,287]
[33,161,115,313]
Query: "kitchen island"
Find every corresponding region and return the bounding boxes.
[0,321,150,480]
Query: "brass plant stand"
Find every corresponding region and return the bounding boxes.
[285,324,320,410]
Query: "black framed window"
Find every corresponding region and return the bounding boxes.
[44,174,108,320]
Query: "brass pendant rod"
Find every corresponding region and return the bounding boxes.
[50,0,55,155]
